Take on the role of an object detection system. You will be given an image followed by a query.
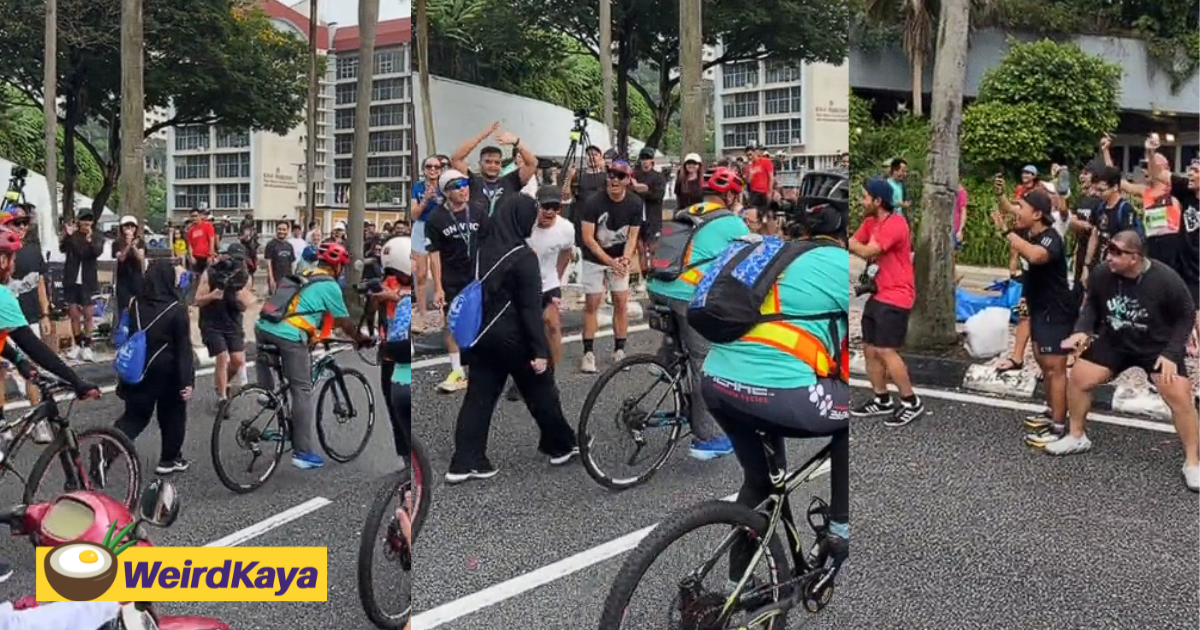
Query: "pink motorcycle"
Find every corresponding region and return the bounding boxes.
[0,478,231,629]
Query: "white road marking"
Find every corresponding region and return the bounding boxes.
[204,497,333,548]
[413,324,651,370]
[847,378,1177,434]
[414,461,832,628]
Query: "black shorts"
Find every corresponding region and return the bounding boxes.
[1029,316,1073,356]
[542,286,562,310]
[441,284,466,317]
[63,285,95,307]
[860,298,911,349]
[748,191,770,209]
[192,257,209,275]
[202,329,246,356]
[1080,338,1189,378]
[639,220,662,245]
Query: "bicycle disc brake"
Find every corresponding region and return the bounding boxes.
[675,577,726,630]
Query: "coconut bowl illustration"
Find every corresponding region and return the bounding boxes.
[44,521,138,601]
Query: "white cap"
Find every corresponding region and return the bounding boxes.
[683,153,702,164]
[334,220,347,231]
[439,169,468,193]
[120,215,138,226]
[381,236,412,276]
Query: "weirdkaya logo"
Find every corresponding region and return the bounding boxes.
[37,532,327,602]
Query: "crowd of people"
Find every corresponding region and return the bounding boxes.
[850,133,1200,492]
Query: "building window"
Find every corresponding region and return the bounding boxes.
[367,156,404,179]
[722,92,758,119]
[764,120,793,146]
[764,59,801,84]
[214,152,250,179]
[373,49,402,75]
[335,83,356,105]
[369,130,407,153]
[722,123,757,149]
[790,87,802,113]
[336,55,358,80]
[174,126,209,151]
[215,128,249,148]
[336,109,355,130]
[174,155,210,180]
[722,62,757,90]
[335,159,352,180]
[763,89,790,115]
[215,184,241,209]
[370,104,405,127]
[333,184,350,205]
[1181,145,1199,172]
[174,185,209,209]
[372,78,405,102]
[335,134,353,155]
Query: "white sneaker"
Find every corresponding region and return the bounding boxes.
[1043,433,1092,456]
[438,367,468,393]
[80,346,95,363]
[580,351,597,374]
[1183,464,1199,492]
[65,346,80,361]
[612,349,625,364]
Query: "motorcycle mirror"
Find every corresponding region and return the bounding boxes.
[138,479,180,528]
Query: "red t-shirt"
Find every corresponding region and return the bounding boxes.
[853,213,915,309]
[748,157,774,193]
[187,220,216,258]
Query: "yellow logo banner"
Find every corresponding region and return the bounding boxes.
[36,546,328,602]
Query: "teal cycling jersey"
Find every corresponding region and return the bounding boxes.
[702,246,849,389]
[255,272,349,343]
[646,214,750,302]
[392,362,412,385]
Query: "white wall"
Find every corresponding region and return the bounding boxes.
[412,74,651,164]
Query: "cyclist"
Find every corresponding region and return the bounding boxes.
[378,236,413,461]
[254,241,373,470]
[0,225,100,581]
[646,166,750,460]
[698,200,850,591]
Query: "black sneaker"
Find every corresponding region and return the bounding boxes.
[884,399,925,427]
[549,447,580,466]
[445,464,499,484]
[155,459,191,475]
[851,397,896,418]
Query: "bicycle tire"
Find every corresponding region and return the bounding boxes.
[357,469,408,630]
[598,499,792,630]
[316,367,376,463]
[578,353,686,491]
[24,426,143,510]
[409,437,432,539]
[211,385,287,494]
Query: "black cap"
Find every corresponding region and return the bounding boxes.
[1023,188,1054,221]
[603,148,620,160]
[585,145,602,154]
[537,185,563,205]
[638,147,655,160]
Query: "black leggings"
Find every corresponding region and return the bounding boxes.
[701,376,849,578]
[115,374,188,462]
[382,360,411,460]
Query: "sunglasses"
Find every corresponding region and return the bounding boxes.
[444,178,470,192]
[1106,244,1138,257]
[540,203,561,213]
[607,171,628,181]
[10,219,29,228]
[424,163,442,170]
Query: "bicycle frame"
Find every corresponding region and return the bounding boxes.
[22,390,89,490]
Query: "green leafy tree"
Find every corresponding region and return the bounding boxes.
[0,0,310,218]
[974,38,1122,165]
[959,101,1050,173]
[0,87,103,197]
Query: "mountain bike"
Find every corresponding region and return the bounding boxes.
[211,338,376,493]
[598,436,840,629]
[577,303,692,490]
[15,374,141,509]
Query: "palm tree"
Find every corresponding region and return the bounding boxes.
[865,0,936,117]
[416,0,435,154]
[346,0,379,299]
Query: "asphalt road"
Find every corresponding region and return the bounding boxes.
[413,327,1199,630]
[0,352,405,630]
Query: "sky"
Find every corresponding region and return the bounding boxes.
[323,0,411,26]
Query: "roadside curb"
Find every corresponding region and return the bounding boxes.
[849,350,1175,422]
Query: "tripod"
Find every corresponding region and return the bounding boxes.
[553,110,597,223]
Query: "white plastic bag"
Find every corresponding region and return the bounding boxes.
[963,307,1011,359]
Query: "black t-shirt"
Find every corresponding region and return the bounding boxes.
[576,170,608,203]
[1077,260,1194,359]
[1019,227,1074,324]
[634,167,667,231]
[12,241,46,324]
[263,238,296,283]
[1071,195,1103,273]
[468,170,525,219]
[110,237,146,297]
[1093,196,1138,259]
[577,190,645,263]
[425,202,488,291]
[1170,175,1199,291]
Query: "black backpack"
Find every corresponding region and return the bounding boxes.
[648,202,733,282]
[259,271,337,323]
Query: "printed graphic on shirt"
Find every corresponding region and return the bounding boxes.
[8,271,40,298]
[594,211,632,251]
[1105,295,1149,332]
[1184,203,1199,234]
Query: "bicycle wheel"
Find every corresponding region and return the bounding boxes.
[598,500,793,630]
[357,469,408,629]
[211,385,287,494]
[25,427,142,510]
[578,353,687,491]
[316,367,376,463]
[409,437,432,539]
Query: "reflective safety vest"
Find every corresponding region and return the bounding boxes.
[284,270,336,343]
[739,283,848,381]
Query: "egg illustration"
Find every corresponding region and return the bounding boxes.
[44,541,119,601]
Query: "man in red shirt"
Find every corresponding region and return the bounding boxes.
[849,177,924,426]
[745,143,775,210]
[186,207,218,275]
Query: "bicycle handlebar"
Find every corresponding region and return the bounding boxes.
[31,373,75,397]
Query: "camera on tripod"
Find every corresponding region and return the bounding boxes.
[855,264,879,297]
[6,166,28,204]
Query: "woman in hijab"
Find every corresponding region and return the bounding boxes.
[113,260,195,475]
[445,194,579,484]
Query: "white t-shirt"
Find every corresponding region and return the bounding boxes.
[527,217,575,293]
[287,237,308,262]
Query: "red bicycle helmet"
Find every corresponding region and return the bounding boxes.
[703,166,744,195]
[317,241,351,266]
[0,203,28,225]
[0,226,21,254]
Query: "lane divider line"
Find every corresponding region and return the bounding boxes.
[413,324,652,370]
[204,497,333,548]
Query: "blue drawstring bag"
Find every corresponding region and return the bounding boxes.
[954,279,1023,323]
[447,246,522,350]
[386,295,412,363]
[114,306,132,347]
[114,302,176,385]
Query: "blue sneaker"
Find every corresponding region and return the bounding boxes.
[291,450,325,469]
[689,435,733,461]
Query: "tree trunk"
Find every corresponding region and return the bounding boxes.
[304,0,318,232]
[91,119,121,215]
[599,0,614,146]
[907,0,969,351]
[119,0,146,223]
[44,0,58,228]
[615,17,631,157]
[416,0,435,155]
[911,48,925,118]
[345,0,379,318]
[679,0,703,155]
[62,94,77,222]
